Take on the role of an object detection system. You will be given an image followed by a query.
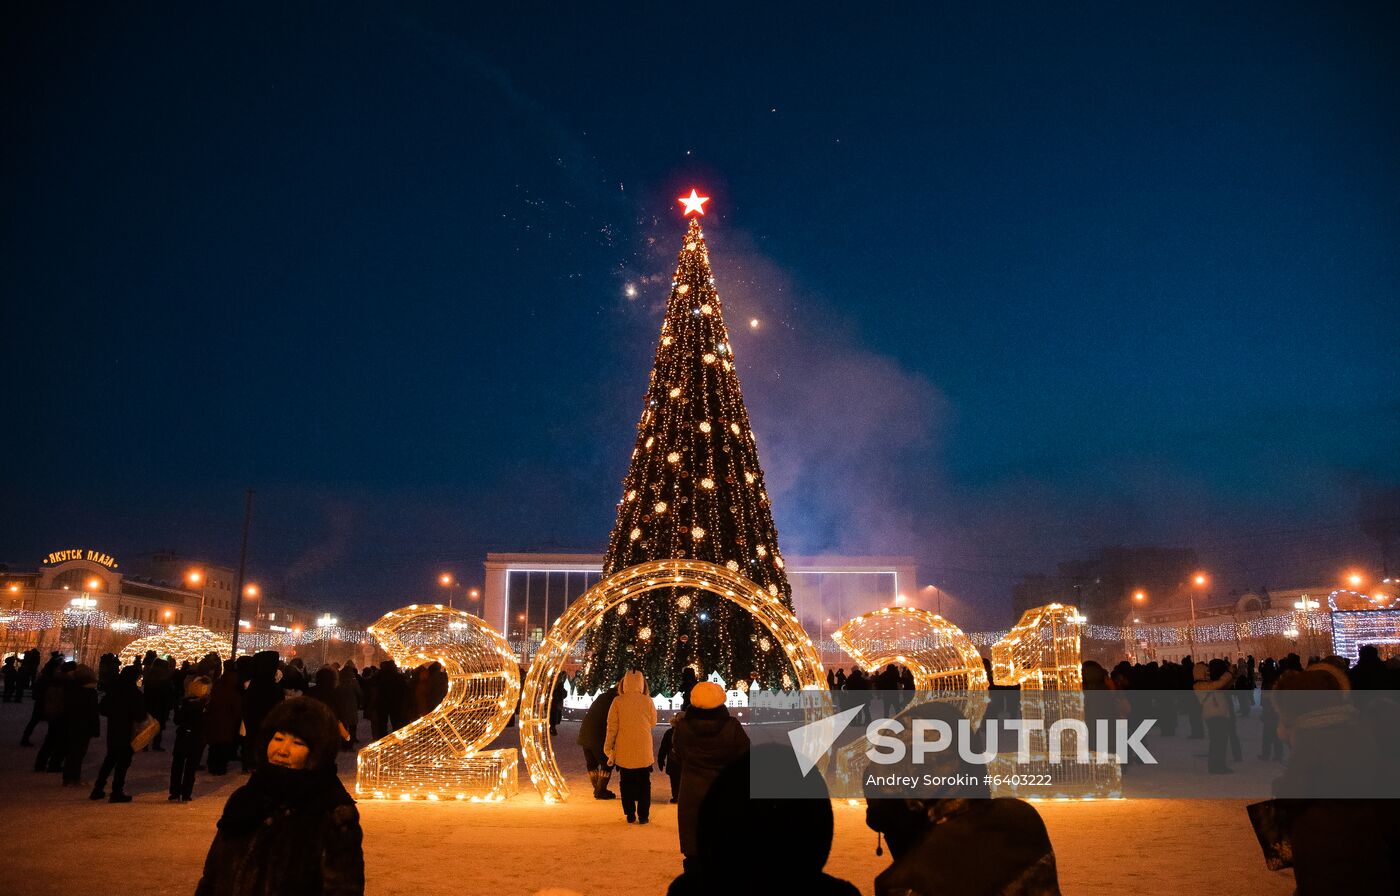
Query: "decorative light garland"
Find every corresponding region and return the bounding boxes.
[356,604,520,802]
[118,625,232,666]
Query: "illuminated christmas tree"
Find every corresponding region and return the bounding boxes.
[580,190,794,695]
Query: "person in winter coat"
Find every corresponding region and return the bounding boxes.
[241,651,285,772]
[549,674,567,736]
[1194,660,1235,774]
[334,662,362,748]
[20,656,60,745]
[195,697,364,896]
[864,700,1062,895]
[672,681,749,864]
[668,745,859,895]
[577,684,618,799]
[143,657,175,752]
[61,664,101,785]
[605,670,658,824]
[205,664,244,776]
[34,661,73,773]
[3,655,19,702]
[170,675,213,801]
[657,724,682,803]
[92,665,146,803]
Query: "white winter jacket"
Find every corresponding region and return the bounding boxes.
[605,670,658,770]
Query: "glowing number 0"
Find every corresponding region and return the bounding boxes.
[356,604,521,802]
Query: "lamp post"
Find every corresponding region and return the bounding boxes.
[1189,573,1209,659]
[316,614,337,666]
[70,595,97,664]
[187,569,207,627]
[438,572,456,609]
[1294,596,1321,659]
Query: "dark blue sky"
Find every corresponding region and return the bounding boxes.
[4,2,1398,625]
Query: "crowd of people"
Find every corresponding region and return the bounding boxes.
[5,643,1399,895]
[4,647,459,803]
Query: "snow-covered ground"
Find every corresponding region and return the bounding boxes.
[0,704,1294,895]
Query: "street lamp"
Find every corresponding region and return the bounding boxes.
[468,588,480,601]
[439,572,456,608]
[1345,570,1366,589]
[186,569,210,627]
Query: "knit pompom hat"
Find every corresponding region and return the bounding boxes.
[690,681,726,710]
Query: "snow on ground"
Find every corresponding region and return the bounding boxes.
[0,704,1294,896]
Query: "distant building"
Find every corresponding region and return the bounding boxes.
[481,552,917,665]
[1,547,213,628]
[1012,546,1201,623]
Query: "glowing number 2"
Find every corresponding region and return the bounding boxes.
[356,604,521,802]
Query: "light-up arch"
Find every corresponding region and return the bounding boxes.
[833,606,989,691]
[118,625,231,666]
[519,559,826,802]
[356,605,521,801]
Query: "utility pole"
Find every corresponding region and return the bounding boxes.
[229,489,254,659]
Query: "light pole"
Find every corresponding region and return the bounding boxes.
[70,595,97,664]
[438,572,456,609]
[1294,596,1320,659]
[187,569,207,627]
[316,614,337,667]
[1189,573,1209,659]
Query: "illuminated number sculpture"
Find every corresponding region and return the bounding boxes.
[829,607,990,792]
[991,603,1120,799]
[833,606,989,692]
[118,625,231,666]
[357,605,521,801]
[519,559,825,802]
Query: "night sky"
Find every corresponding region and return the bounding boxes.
[4,2,1398,626]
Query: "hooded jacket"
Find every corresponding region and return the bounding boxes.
[196,698,364,896]
[672,702,750,857]
[668,745,859,895]
[605,670,657,770]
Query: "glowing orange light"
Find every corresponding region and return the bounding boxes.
[468,589,480,599]
[1347,571,1365,588]
[244,584,259,597]
[1133,591,1146,601]
[439,572,453,587]
[87,578,100,590]
[163,610,173,620]
[7,584,18,592]
[187,570,203,585]
[1193,573,1208,587]
[678,188,710,216]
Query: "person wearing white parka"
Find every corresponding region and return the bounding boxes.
[605,670,658,824]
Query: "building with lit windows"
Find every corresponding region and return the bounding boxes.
[481,552,917,665]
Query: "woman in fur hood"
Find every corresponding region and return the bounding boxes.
[195,696,364,896]
[605,669,658,824]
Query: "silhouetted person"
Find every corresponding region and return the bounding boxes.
[92,665,145,802]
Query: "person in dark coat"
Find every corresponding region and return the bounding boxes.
[19,648,41,699]
[34,661,73,772]
[657,723,682,803]
[143,657,175,751]
[333,662,362,748]
[241,651,285,772]
[205,663,244,776]
[864,701,1062,896]
[577,684,618,799]
[61,664,100,785]
[170,675,213,801]
[668,745,859,895]
[21,656,61,747]
[363,664,388,740]
[92,665,146,802]
[426,662,449,714]
[671,681,750,864]
[3,655,20,702]
[549,673,567,736]
[195,697,364,896]
[282,658,308,696]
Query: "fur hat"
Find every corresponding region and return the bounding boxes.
[185,675,213,698]
[259,696,342,771]
[690,681,726,709]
